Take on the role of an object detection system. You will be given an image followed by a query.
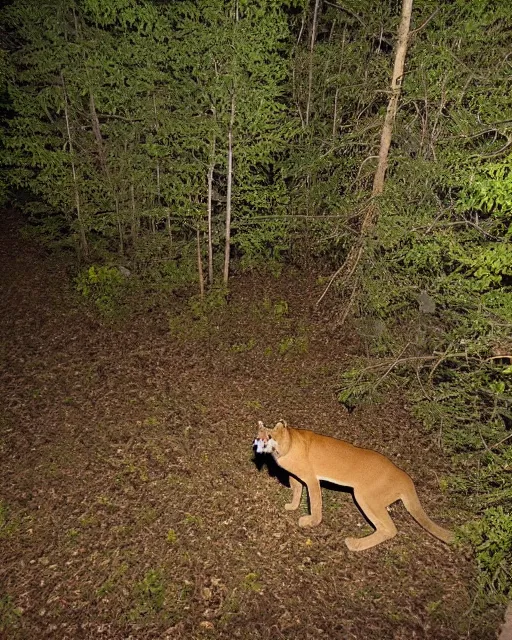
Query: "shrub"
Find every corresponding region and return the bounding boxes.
[75,265,127,317]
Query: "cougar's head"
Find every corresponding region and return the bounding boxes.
[253,420,287,455]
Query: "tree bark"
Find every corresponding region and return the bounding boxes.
[207,135,216,285]
[197,226,205,299]
[370,0,413,204]
[305,0,321,127]
[223,95,235,286]
[332,27,346,139]
[316,0,414,307]
[130,182,139,243]
[153,94,163,248]
[89,91,108,173]
[61,73,88,259]
[90,89,124,254]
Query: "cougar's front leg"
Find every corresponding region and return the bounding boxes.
[285,476,303,511]
[298,477,322,527]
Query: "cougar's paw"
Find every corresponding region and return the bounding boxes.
[298,515,319,528]
[284,502,299,511]
[345,537,363,552]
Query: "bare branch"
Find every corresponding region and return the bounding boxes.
[409,7,441,37]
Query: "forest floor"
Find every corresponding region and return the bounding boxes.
[0,210,505,640]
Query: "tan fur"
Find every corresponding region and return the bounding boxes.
[256,420,454,551]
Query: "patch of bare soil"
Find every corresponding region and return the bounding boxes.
[0,211,503,639]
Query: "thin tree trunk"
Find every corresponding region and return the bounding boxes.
[90,89,125,254]
[207,135,216,285]
[89,91,108,173]
[332,27,347,139]
[358,0,413,237]
[316,0,414,307]
[305,0,321,127]
[293,8,307,128]
[303,0,321,232]
[130,182,139,242]
[197,226,205,299]
[61,73,88,259]
[166,211,173,256]
[115,196,124,255]
[370,0,413,203]
[153,94,165,249]
[223,95,235,287]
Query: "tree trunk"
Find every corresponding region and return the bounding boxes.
[305,0,321,127]
[207,136,216,285]
[115,196,124,255]
[153,94,164,249]
[332,27,346,139]
[90,89,126,254]
[316,0,414,307]
[350,0,413,237]
[370,0,413,203]
[130,182,139,242]
[166,211,173,256]
[223,95,235,287]
[197,226,205,299]
[61,73,88,259]
[89,91,108,173]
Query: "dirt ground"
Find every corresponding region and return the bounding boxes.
[0,211,505,639]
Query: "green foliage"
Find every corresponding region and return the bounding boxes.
[277,332,308,357]
[0,0,296,279]
[337,364,387,410]
[132,234,199,298]
[411,363,511,455]
[458,155,512,234]
[468,244,512,290]
[242,572,262,593]
[169,287,227,339]
[459,507,512,603]
[230,338,256,353]
[322,1,512,606]
[271,299,289,319]
[0,595,22,633]
[166,529,178,544]
[345,190,511,600]
[19,211,73,250]
[0,501,7,530]
[0,501,20,539]
[188,287,227,320]
[167,0,297,265]
[130,569,166,619]
[75,264,127,316]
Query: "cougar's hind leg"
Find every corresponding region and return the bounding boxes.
[345,492,398,551]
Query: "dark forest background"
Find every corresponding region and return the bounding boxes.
[1,0,511,606]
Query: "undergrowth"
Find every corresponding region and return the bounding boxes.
[338,154,512,606]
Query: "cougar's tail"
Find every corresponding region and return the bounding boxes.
[401,484,454,544]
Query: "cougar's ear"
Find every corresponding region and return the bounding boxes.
[275,419,287,429]
[257,420,268,438]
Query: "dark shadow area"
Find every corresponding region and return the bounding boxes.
[251,450,291,488]
[319,481,375,529]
